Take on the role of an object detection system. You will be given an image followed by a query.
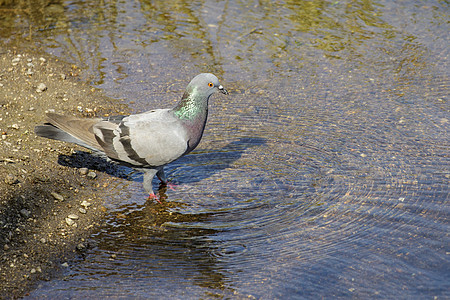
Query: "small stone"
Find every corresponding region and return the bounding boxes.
[28,107,35,111]
[80,200,91,209]
[27,58,32,62]
[36,266,42,272]
[76,243,86,251]
[4,244,10,251]
[11,57,20,65]
[36,83,47,93]
[5,174,18,185]
[2,134,6,140]
[20,209,31,218]
[78,167,89,175]
[51,192,64,201]
[11,124,19,130]
[30,268,36,274]
[26,69,34,76]
[65,217,74,226]
[61,262,69,267]
[87,171,97,179]
[78,208,87,214]
[68,214,79,220]
[1,158,15,164]
[27,62,34,68]
[40,238,46,243]
[60,74,67,80]
[39,57,46,63]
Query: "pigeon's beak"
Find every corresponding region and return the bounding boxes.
[218,85,228,95]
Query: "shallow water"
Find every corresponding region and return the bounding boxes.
[2,0,448,298]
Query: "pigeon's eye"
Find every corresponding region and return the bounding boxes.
[208,82,214,87]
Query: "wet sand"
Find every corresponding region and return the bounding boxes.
[0,48,129,298]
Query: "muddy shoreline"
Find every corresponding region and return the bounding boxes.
[0,47,129,298]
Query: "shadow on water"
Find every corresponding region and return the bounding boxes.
[57,137,267,194]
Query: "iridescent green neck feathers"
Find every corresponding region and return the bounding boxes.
[174,87,207,120]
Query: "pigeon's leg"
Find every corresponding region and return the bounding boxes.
[156,167,177,191]
[143,169,161,202]
[156,167,167,184]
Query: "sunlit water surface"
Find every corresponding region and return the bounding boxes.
[2,0,448,298]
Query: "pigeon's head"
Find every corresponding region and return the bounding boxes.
[188,73,228,98]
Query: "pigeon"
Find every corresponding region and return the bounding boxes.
[35,73,228,200]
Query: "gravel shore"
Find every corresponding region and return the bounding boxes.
[0,48,129,298]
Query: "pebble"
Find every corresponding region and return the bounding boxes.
[78,167,89,175]
[26,69,34,76]
[76,243,86,251]
[68,214,79,220]
[65,217,75,226]
[1,158,15,164]
[20,209,31,218]
[39,57,46,63]
[87,171,97,179]
[11,57,20,65]
[40,238,46,243]
[51,192,64,201]
[78,208,87,214]
[5,174,18,185]
[36,83,47,93]
[27,62,34,68]
[80,200,92,209]
[4,244,10,251]
[61,262,69,268]
[11,124,19,130]
[60,74,67,80]
[30,268,36,274]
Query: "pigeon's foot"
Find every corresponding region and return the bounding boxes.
[158,180,178,193]
[147,192,162,204]
[165,181,178,191]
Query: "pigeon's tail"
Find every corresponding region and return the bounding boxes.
[34,113,103,152]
